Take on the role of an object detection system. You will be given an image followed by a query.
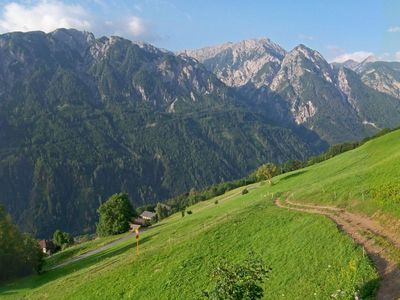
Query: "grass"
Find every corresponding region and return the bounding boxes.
[267,129,400,234]
[3,129,399,299]
[0,186,378,299]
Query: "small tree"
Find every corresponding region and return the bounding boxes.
[0,205,43,282]
[255,163,278,185]
[204,255,271,300]
[53,230,74,249]
[96,193,135,237]
[155,202,169,221]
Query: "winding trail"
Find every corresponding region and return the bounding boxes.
[275,197,400,300]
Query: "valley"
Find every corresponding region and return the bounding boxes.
[1,29,400,238]
[1,1,399,298]
[2,129,400,299]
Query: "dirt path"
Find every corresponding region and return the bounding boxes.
[275,198,400,300]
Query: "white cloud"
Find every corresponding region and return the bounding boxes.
[332,51,374,63]
[128,16,148,37]
[0,1,160,42]
[395,51,400,61]
[0,1,92,33]
[298,33,314,41]
[388,26,400,33]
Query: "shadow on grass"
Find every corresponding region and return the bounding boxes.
[359,277,379,299]
[359,251,400,299]
[0,233,156,296]
[280,170,307,181]
[145,223,165,230]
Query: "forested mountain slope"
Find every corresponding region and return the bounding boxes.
[0,29,324,237]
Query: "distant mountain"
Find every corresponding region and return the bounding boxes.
[336,66,400,130]
[184,38,286,88]
[187,40,400,144]
[359,61,400,99]
[0,29,325,237]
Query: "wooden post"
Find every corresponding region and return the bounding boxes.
[135,228,140,256]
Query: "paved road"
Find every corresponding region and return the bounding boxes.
[49,232,136,270]
[50,184,261,271]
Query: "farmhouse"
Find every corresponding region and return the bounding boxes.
[38,239,56,255]
[140,211,156,220]
[132,217,147,226]
[129,223,141,232]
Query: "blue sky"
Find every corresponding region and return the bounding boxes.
[0,0,399,62]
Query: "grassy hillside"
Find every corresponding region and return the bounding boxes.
[0,186,377,299]
[269,128,400,233]
[3,129,399,299]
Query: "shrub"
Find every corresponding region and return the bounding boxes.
[204,255,271,299]
[242,188,249,195]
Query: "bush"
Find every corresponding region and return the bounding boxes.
[242,188,249,195]
[204,255,271,299]
[214,200,219,205]
[187,210,193,215]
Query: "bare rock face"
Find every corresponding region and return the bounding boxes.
[337,67,359,112]
[270,45,339,127]
[293,101,317,124]
[187,38,400,144]
[360,62,400,99]
[184,38,286,88]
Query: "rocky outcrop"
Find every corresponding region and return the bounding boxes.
[184,38,285,88]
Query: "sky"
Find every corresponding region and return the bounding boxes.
[0,0,399,62]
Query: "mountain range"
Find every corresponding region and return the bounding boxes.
[186,38,400,143]
[0,29,399,237]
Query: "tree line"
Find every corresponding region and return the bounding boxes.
[165,127,397,212]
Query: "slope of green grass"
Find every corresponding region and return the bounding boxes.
[269,129,400,231]
[44,232,131,270]
[0,187,378,299]
[3,129,399,299]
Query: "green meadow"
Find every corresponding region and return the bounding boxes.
[3,129,400,299]
[0,187,378,299]
[269,129,400,230]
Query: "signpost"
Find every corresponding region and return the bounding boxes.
[135,227,140,256]
[130,223,141,256]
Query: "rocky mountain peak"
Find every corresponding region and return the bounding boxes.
[50,28,95,44]
[184,37,286,87]
[361,55,377,64]
[288,44,328,66]
[340,59,360,71]
[270,44,334,92]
